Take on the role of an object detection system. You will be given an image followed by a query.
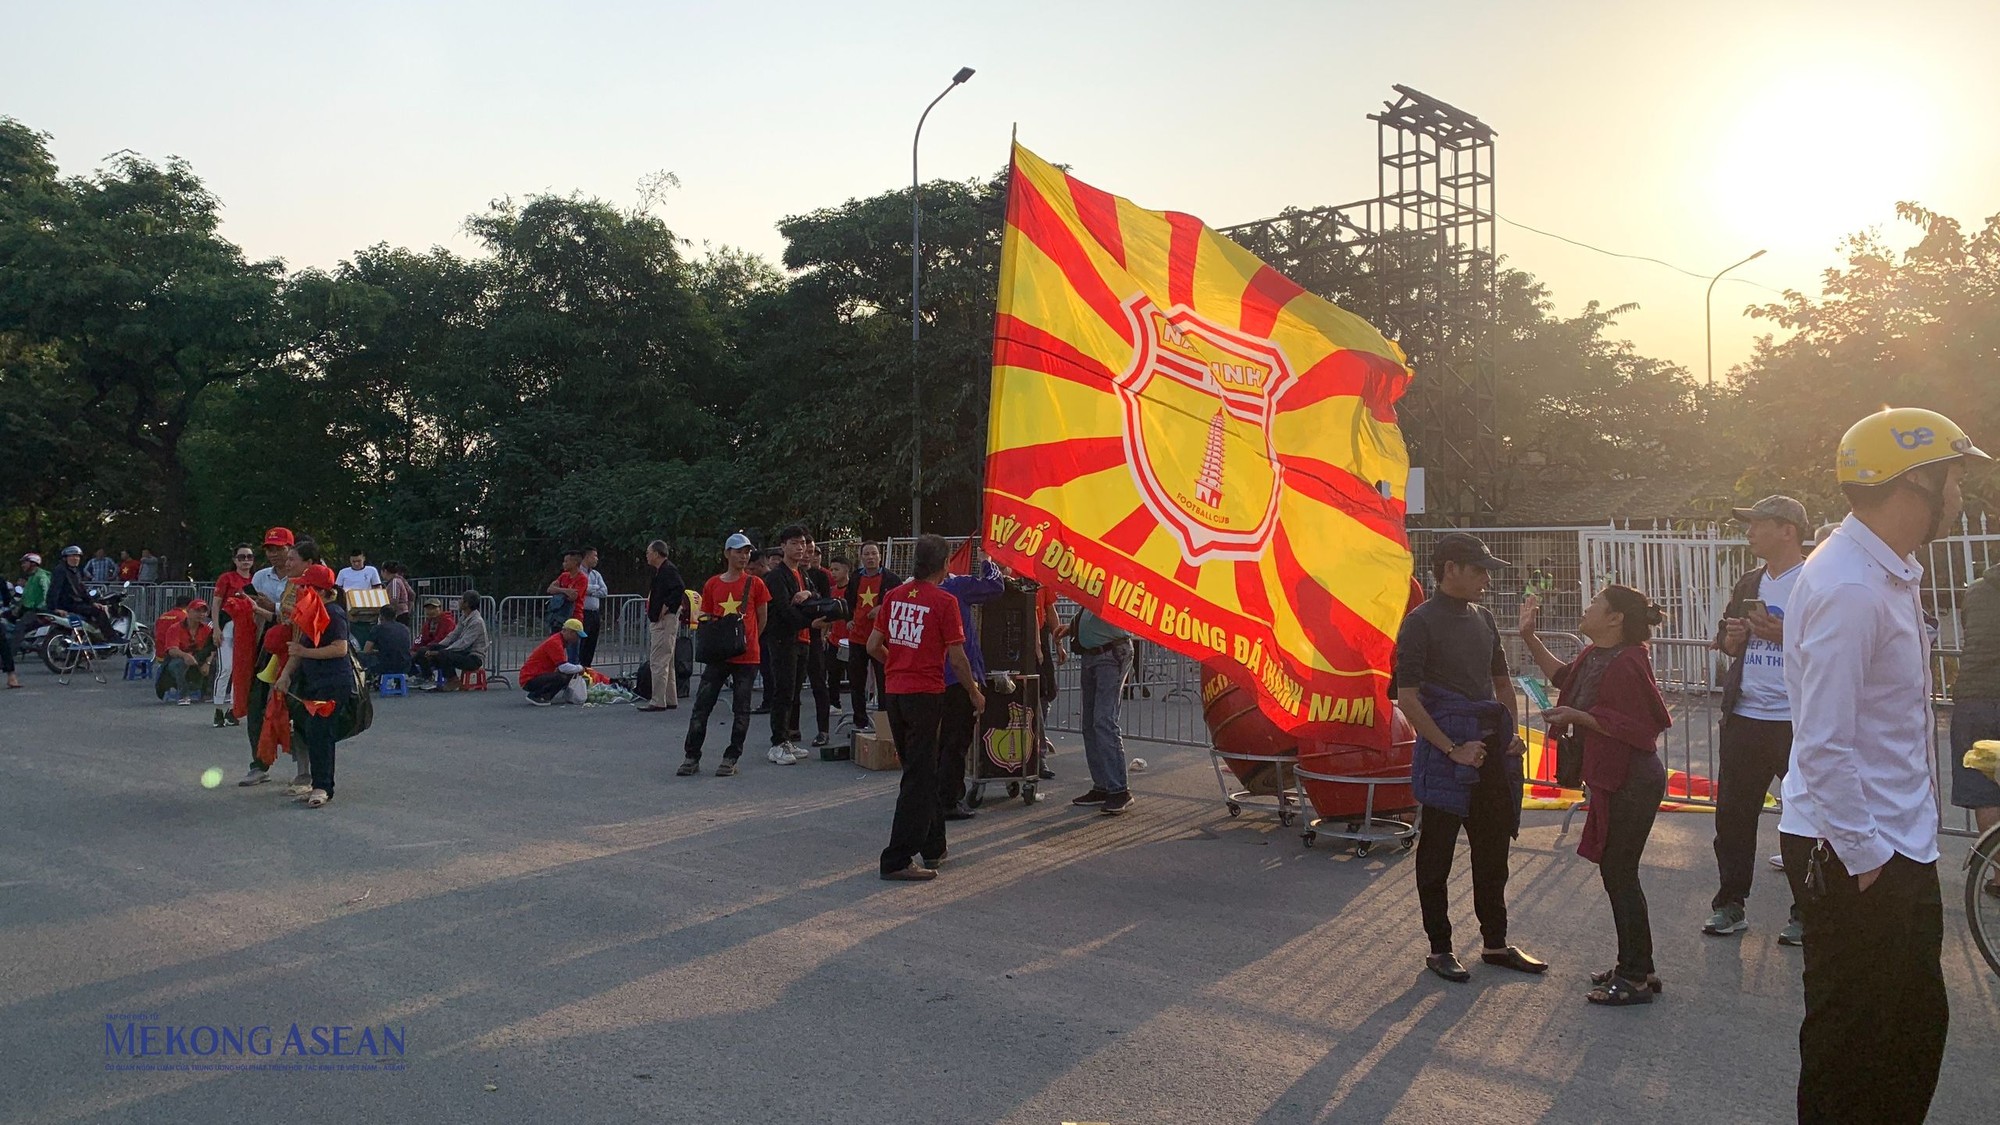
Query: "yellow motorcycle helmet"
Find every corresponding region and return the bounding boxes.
[1837,407,1990,485]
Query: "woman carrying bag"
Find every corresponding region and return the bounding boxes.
[1520,585,1672,1006]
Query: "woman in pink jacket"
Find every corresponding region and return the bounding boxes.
[1521,584,1672,1006]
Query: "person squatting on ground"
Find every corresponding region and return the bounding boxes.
[273,563,351,809]
[1068,606,1135,815]
[871,534,983,881]
[520,618,588,705]
[238,528,311,789]
[1705,494,1815,945]
[1780,407,1985,1124]
[1398,532,1546,984]
[1523,585,1672,1005]
[680,533,770,777]
[211,543,257,727]
[759,525,818,764]
[639,539,686,711]
[844,542,900,733]
[413,591,489,689]
[154,597,217,704]
[938,556,1006,821]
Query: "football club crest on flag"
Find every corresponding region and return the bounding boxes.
[982,143,1413,745]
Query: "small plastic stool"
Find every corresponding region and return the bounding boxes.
[123,657,155,681]
[378,673,409,697]
[458,668,490,692]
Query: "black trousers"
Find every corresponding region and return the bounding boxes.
[412,648,481,680]
[294,689,348,795]
[848,649,875,727]
[939,683,978,809]
[1414,764,1518,954]
[881,692,947,873]
[523,672,571,703]
[1597,763,1665,979]
[1712,715,1807,915]
[245,675,275,771]
[578,608,602,668]
[685,662,757,762]
[804,634,831,736]
[766,636,805,745]
[1794,844,1947,1124]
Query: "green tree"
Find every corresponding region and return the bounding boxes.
[1732,204,2000,518]
[0,118,282,570]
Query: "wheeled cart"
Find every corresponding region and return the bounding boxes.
[1294,763,1419,856]
[964,673,1044,808]
[1208,748,1305,827]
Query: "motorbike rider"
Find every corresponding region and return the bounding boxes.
[6,553,50,670]
[47,545,118,641]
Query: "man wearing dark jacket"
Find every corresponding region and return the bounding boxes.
[1398,533,1545,983]
[49,546,116,640]
[759,525,817,763]
[639,539,686,711]
[844,542,901,733]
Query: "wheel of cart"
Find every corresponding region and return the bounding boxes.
[1208,748,1303,827]
[1293,764,1419,856]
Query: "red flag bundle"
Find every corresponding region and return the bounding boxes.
[292,587,330,647]
[228,600,259,720]
[255,691,291,767]
[946,539,973,576]
[301,699,336,718]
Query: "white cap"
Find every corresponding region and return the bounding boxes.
[725,532,753,551]
[20,552,41,565]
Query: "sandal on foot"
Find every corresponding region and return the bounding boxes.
[1587,975,1656,1005]
[1589,968,1663,993]
[304,789,330,808]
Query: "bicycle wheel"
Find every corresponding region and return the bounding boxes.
[1969,824,2000,980]
[42,632,81,676]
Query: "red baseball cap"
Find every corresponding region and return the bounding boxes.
[188,598,209,611]
[263,527,295,547]
[297,564,338,590]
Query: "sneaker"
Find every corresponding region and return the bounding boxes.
[675,759,701,777]
[1100,790,1134,816]
[1768,853,1785,871]
[212,709,226,728]
[767,745,796,765]
[715,760,739,777]
[177,696,192,706]
[236,768,270,787]
[787,743,812,762]
[812,732,829,748]
[1702,904,1749,936]
[527,694,553,707]
[286,781,314,796]
[1777,919,1806,947]
[224,714,240,727]
[855,723,876,735]
[1071,788,1110,806]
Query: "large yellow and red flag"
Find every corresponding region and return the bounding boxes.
[982,144,1413,748]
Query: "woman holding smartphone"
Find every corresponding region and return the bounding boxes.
[1520,585,1672,1005]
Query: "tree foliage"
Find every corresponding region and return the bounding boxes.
[6,111,1994,590]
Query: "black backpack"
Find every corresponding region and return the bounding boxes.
[337,654,374,740]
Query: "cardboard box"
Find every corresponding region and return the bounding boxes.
[853,713,899,771]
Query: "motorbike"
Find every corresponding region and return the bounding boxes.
[34,585,149,680]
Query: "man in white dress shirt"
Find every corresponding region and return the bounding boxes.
[1780,406,1988,1124]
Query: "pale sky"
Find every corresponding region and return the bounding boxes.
[7,0,1996,382]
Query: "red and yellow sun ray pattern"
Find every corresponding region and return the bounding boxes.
[982,144,1413,748]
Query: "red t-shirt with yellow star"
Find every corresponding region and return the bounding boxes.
[703,571,771,666]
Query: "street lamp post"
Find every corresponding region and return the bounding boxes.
[1705,248,1767,390]
[910,66,975,537]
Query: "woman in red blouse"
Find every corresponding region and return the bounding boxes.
[1520,585,1672,1006]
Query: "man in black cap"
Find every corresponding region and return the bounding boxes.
[1400,532,1545,982]
[1704,494,1815,945]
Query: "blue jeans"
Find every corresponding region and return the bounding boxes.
[1079,644,1132,794]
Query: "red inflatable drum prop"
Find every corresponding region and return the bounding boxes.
[1296,704,1417,820]
[1202,666,1296,795]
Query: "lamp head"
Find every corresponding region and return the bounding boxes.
[1749,248,1768,261]
[953,67,975,84]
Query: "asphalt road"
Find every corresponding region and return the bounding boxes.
[1,666,1994,1125]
